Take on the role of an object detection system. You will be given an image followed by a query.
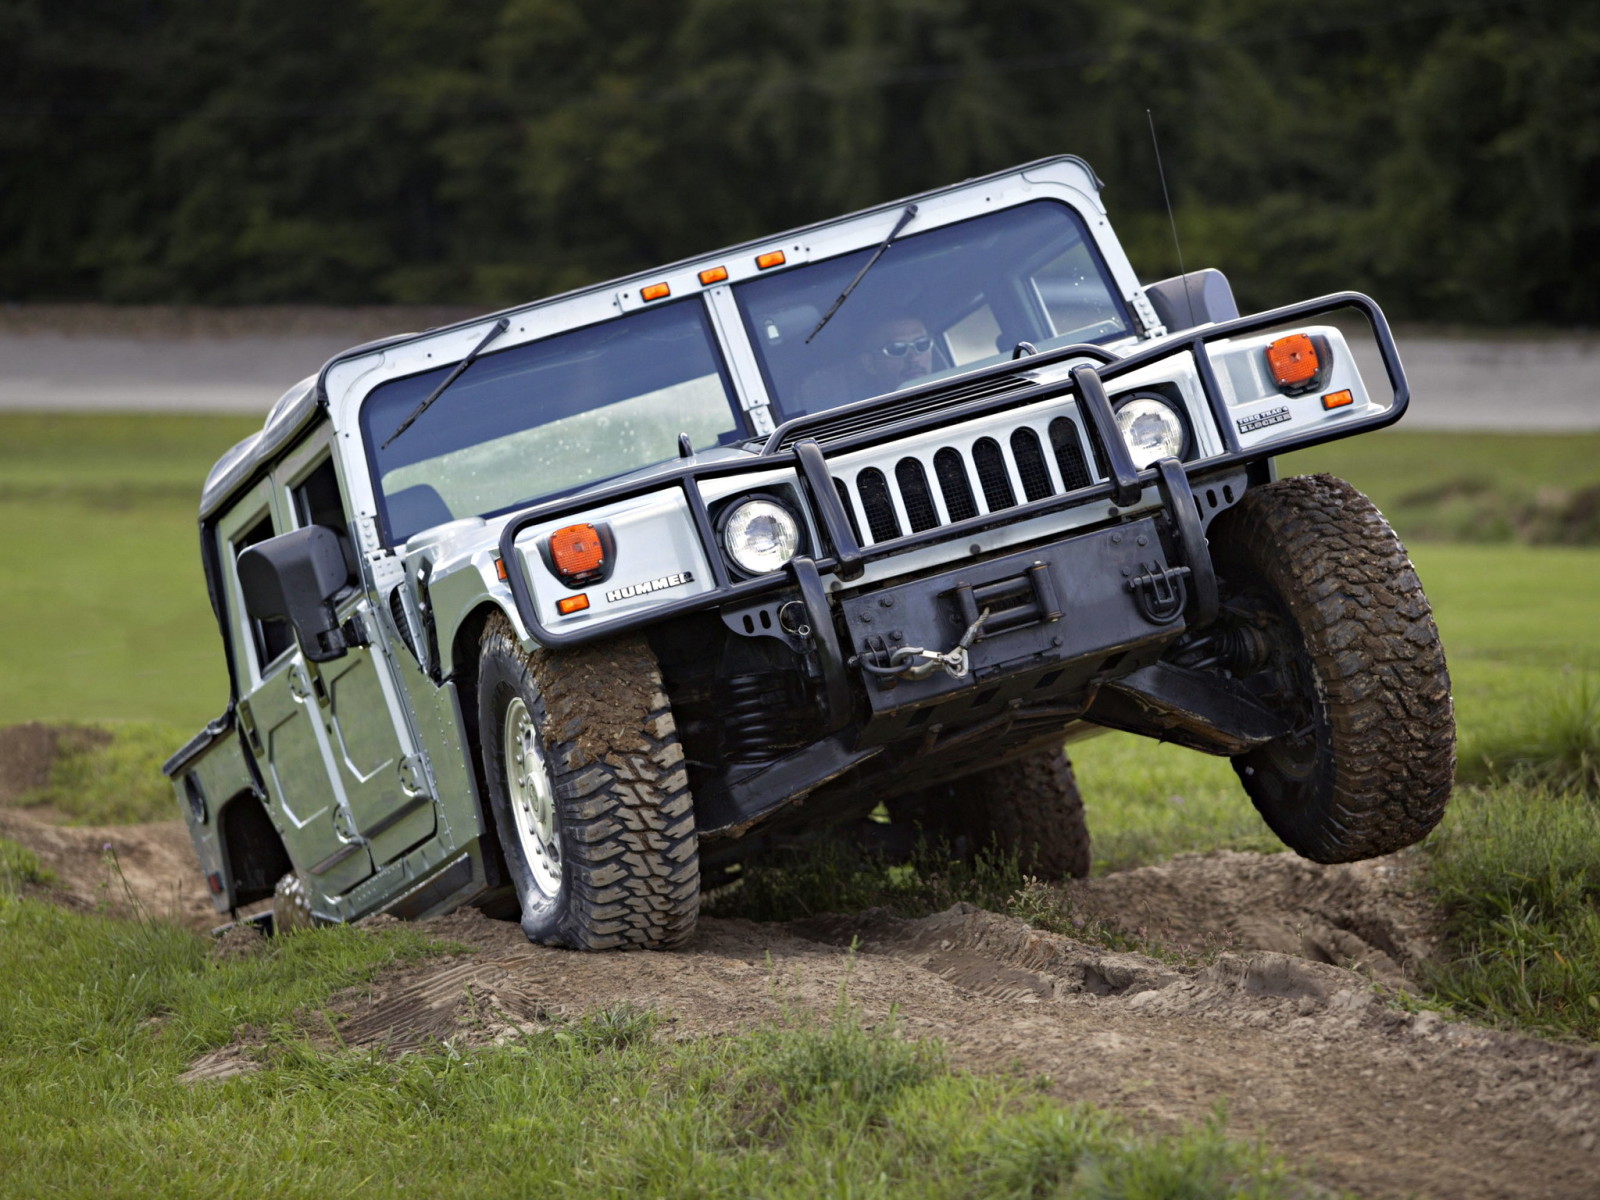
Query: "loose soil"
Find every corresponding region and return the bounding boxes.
[4,725,1596,1198]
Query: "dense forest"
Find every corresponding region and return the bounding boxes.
[3,0,1596,324]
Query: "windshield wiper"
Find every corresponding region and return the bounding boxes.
[382,317,510,450]
[805,204,918,344]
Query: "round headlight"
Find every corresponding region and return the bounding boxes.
[723,499,800,575]
[1115,395,1186,468]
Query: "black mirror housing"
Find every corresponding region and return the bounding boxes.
[1145,268,1240,333]
[238,526,352,662]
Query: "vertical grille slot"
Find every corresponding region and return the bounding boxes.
[972,437,1016,512]
[1010,427,1054,502]
[833,478,863,546]
[895,458,939,532]
[1049,417,1093,491]
[934,447,977,522]
[856,468,902,542]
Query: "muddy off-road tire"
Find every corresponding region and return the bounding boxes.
[270,871,316,936]
[893,746,1091,880]
[477,613,699,950]
[1208,474,1454,863]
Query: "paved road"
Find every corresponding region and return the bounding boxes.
[2,326,1597,430]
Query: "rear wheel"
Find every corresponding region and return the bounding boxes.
[270,871,315,936]
[477,613,699,949]
[1208,474,1454,862]
[891,746,1090,880]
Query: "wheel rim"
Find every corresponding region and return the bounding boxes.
[503,696,562,896]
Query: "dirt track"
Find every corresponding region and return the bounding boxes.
[4,727,1597,1199]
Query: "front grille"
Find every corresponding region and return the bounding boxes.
[895,458,939,532]
[833,416,1100,547]
[1049,417,1092,490]
[934,447,977,521]
[857,467,901,542]
[973,437,1016,511]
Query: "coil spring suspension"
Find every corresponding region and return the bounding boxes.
[723,672,793,763]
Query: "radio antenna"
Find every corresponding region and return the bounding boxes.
[1147,109,1196,329]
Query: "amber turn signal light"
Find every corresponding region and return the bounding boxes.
[755,250,786,269]
[1265,333,1323,394]
[640,282,671,302]
[1322,389,1354,410]
[548,523,606,585]
[556,595,590,616]
[698,265,729,285]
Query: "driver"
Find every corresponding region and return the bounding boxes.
[860,316,936,393]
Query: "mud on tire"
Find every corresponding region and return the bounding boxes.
[271,871,316,936]
[1208,473,1454,863]
[477,612,699,949]
[893,746,1090,880]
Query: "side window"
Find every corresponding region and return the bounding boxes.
[1031,242,1125,343]
[232,513,295,668]
[289,456,358,589]
[944,304,1003,367]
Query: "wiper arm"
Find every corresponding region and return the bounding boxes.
[382,317,510,450]
[805,204,918,344]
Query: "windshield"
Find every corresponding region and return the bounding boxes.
[733,200,1131,420]
[361,301,743,544]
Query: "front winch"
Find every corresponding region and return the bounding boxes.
[855,607,992,683]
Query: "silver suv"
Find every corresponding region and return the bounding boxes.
[165,156,1454,949]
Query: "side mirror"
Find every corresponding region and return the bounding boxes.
[237,526,354,663]
[1145,268,1240,333]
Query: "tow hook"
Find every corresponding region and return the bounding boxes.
[854,607,991,682]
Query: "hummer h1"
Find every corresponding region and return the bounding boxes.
[164,155,1455,948]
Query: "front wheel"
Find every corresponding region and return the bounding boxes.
[1208,474,1455,863]
[477,613,699,949]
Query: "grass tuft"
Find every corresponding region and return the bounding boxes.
[0,836,55,893]
[1459,674,1600,797]
[1423,782,1600,1041]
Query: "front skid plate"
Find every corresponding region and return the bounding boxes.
[840,516,1184,720]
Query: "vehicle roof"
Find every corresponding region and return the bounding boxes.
[197,154,1102,523]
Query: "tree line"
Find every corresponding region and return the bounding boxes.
[3,0,1595,324]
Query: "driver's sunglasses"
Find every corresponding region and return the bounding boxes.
[881,335,933,358]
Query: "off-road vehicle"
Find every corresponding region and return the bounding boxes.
[165,156,1454,948]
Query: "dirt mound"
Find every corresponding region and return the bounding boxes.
[1064,849,1439,987]
[1,722,210,927]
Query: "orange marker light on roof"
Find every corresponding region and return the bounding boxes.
[755,250,786,270]
[1322,389,1354,410]
[640,282,671,302]
[1265,334,1324,394]
[556,595,590,616]
[548,523,606,586]
[698,265,729,286]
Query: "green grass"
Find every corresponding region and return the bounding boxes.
[0,413,255,729]
[1422,781,1600,1042]
[0,837,54,892]
[1282,429,1600,545]
[13,720,183,824]
[0,896,1308,1198]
